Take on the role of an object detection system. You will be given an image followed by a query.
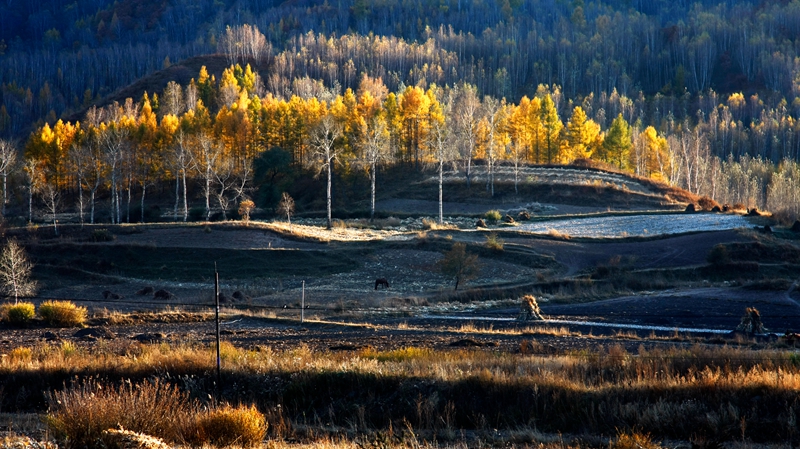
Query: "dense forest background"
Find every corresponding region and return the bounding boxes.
[2,0,800,224]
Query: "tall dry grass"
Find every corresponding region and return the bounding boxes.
[1,341,798,444]
[46,378,195,448]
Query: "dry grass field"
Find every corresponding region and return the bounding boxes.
[2,168,800,449]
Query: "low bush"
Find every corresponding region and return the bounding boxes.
[38,300,87,327]
[485,232,504,251]
[610,431,664,449]
[484,210,502,223]
[46,379,195,449]
[1,302,36,325]
[190,404,267,448]
[90,228,115,242]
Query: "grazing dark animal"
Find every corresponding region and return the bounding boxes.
[375,278,390,290]
[136,286,154,295]
[153,289,173,300]
[102,290,123,300]
[722,204,731,212]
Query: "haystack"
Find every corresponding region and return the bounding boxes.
[517,295,545,321]
[736,307,765,334]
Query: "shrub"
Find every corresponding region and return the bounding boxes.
[47,379,195,449]
[190,404,267,448]
[1,301,36,325]
[697,196,720,211]
[610,431,664,449]
[39,300,87,327]
[485,232,504,251]
[90,228,115,242]
[707,244,730,266]
[484,210,502,223]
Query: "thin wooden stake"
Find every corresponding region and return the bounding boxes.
[214,262,221,389]
[301,280,305,323]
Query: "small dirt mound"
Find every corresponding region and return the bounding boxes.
[102,290,123,300]
[74,327,116,339]
[132,332,166,343]
[136,286,154,295]
[685,204,696,213]
[449,338,497,347]
[475,218,486,228]
[329,344,370,351]
[153,289,173,300]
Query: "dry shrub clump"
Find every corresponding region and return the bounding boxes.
[189,404,267,448]
[38,300,87,327]
[46,379,195,449]
[485,232,504,251]
[0,301,35,325]
[609,431,664,449]
[484,210,502,223]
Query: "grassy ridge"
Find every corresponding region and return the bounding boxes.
[28,243,362,281]
[1,341,798,444]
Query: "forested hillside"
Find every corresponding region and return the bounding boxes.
[2,0,800,224]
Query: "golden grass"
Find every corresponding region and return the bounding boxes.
[0,302,35,325]
[46,378,196,448]
[190,404,267,448]
[38,300,87,327]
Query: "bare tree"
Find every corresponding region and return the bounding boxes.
[453,84,480,188]
[0,139,17,217]
[277,192,295,224]
[23,158,44,224]
[212,156,251,221]
[99,124,129,224]
[482,96,506,197]
[160,81,185,117]
[307,115,343,229]
[427,114,458,224]
[171,131,192,222]
[437,242,480,291]
[359,116,392,219]
[40,181,60,235]
[192,132,223,221]
[0,240,37,304]
[505,141,525,195]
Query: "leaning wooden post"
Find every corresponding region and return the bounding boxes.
[301,280,305,323]
[214,262,221,389]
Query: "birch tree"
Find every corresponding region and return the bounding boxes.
[0,139,17,217]
[359,115,392,219]
[427,114,458,224]
[307,114,343,229]
[0,240,37,304]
